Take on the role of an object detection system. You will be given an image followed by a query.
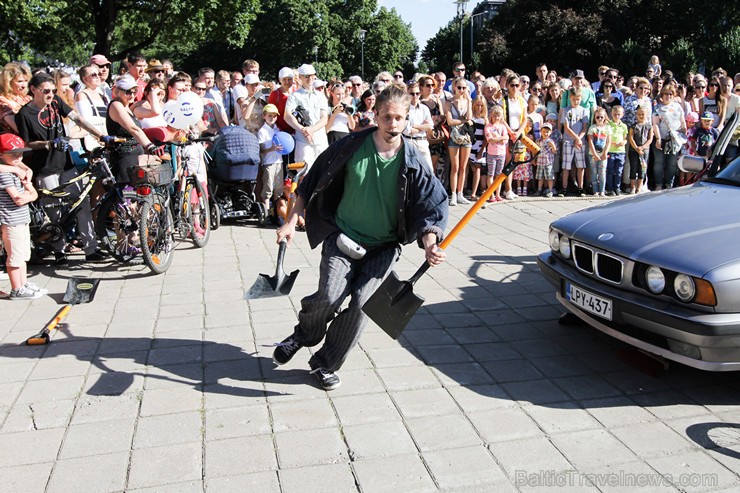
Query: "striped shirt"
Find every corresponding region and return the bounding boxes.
[0,172,30,226]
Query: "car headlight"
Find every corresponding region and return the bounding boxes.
[674,274,695,302]
[646,266,665,294]
[549,230,560,252]
[559,239,571,259]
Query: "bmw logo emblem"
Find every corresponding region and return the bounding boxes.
[598,233,614,241]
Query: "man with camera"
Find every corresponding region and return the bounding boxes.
[284,64,329,170]
[271,84,448,391]
[404,81,434,171]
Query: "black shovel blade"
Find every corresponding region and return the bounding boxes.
[362,271,426,339]
[244,269,300,300]
[63,278,100,305]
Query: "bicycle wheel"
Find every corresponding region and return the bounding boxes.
[95,190,141,263]
[188,179,210,248]
[139,195,174,274]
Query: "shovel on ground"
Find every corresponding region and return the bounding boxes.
[26,278,101,345]
[244,239,300,300]
[363,140,537,339]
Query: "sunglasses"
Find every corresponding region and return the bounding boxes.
[695,85,706,89]
[509,83,520,87]
[194,86,207,91]
[381,79,391,83]
[454,68,466,72]
[88,73,101,78]
[97,64,111,69]
[599,71,607,76]
[409,92,420,95]
[123,89,137,96]
[532,87,542,92]
[41,88,58,95]
[457,86,467,90]
[151,70,164,74]
[603,84,613,89]
[424,83,434,87]
[394,74,403,79]
[709,83,719,87]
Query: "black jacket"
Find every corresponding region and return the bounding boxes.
[296,127,448,249]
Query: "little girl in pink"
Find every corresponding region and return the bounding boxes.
[484,105,509,202]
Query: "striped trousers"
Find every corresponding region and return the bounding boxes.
[295,233,399,372]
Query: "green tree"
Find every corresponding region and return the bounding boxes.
[421,16,465,74]
[425,0,739,80]
[1,0,261,66]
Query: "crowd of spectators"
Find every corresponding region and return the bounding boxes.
[1,52,739,287]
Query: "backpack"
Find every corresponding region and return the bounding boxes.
[212,126,260,167]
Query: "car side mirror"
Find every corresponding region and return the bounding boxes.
[678,155,706,173]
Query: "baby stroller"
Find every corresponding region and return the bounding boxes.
[207,126,265,227]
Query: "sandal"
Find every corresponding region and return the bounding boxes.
[64,243,83,254]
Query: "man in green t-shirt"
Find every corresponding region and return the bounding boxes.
[272,84,449,391]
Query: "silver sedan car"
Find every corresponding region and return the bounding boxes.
[538,114,740,371]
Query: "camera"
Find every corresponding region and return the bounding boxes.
[344,105,355,116]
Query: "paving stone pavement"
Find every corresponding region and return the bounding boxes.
[1,198,739,492]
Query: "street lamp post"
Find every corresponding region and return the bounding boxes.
[358,29,367,80]
[454,0,469,63]
[312,46,318,65]
[469,12,486,67]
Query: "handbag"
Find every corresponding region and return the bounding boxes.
[450,124,471,145]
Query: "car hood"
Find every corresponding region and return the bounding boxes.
[552,182,740,277]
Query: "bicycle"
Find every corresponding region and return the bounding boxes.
[29,138,141,264]
[131,154,176,275]
[169,135,215,248]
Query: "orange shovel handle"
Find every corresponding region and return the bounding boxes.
[46,304,72,331]
[439,171,509,250]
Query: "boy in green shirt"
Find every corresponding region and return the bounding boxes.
[606,105,628,195]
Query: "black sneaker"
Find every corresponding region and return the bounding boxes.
[272,335,303,365]
[85,250,110,262]
[578,189,586,197]
[54,252,68,266]
[311,367,341,391]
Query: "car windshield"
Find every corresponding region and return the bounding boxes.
[705,155,740,186]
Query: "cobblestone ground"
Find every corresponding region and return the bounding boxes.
[1,197,739,492]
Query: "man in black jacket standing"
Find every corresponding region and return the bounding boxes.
[272,84,449,390]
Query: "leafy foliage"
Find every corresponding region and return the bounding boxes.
[426,0,739,80]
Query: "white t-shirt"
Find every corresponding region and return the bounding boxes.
[258,122,281,165]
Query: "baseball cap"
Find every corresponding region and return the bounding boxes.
[297,64,316,76]
[0,134,30,154]
[546,112,558,121]
[90,54,111,66]
[263,104,279,115]
[313,79,327,89]
[115,75,138,91]
[244,74,260,85]
[700,111,714,121]
[520,75,530,83]
[278,67,294,79]
[542,122,553,130]
[570,69,585,79]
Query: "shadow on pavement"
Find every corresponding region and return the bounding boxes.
[0,336,295,399]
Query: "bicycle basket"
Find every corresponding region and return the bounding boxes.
[128,155,174,186]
